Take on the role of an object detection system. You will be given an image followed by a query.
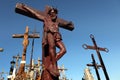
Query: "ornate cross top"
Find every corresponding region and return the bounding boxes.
[15,3,74,31]
[82,34,109,52]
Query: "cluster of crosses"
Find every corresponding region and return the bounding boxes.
[7,2,74,80]
[0,2,110,80]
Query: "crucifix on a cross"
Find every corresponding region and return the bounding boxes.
[82,34,109,80]
[15,3,74,80]
[15,3,74,31]
[12,26,40,79]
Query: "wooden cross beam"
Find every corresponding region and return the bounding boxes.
[15,3,74,31]
[82,34,110,80]
[12,26,40,79]
[87,54,101,80]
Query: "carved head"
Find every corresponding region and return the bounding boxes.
[48,8,58,20]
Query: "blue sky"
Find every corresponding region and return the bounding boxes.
[0,0,120,80]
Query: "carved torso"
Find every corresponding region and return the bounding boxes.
[44,17,59,33]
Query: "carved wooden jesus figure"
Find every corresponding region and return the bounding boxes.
[15,3,74,80]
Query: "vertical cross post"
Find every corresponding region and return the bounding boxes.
[12,26,40,79]
[82,34,109,80]
[87,54,101,80]
[13,54,22,71]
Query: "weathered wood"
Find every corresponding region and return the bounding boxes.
[15,3,74,80]
[15,3,74,31]
[12,34,40,38]
[13,26,40,80]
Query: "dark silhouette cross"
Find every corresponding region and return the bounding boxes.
[87,54,102,80]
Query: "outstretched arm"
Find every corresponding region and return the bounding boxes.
[17,3,45,21]
[57,18,74,31]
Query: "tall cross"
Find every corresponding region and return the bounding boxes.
[87,54,101,80]
[12,26,40,79]
[13,53,22,71]
[15,3,74,31]
[82,34,109,80]
[15,3,74,80]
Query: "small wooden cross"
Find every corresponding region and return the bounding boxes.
[13,26,40,79]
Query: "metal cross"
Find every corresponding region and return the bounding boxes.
[82,34,109,80]
[87,54,102,80]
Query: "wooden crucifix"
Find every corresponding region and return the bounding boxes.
[15,3,74,80]
[13,26,40,80]
[82,34,109,80]
[87,54,102,80]
[15,3,74,31]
